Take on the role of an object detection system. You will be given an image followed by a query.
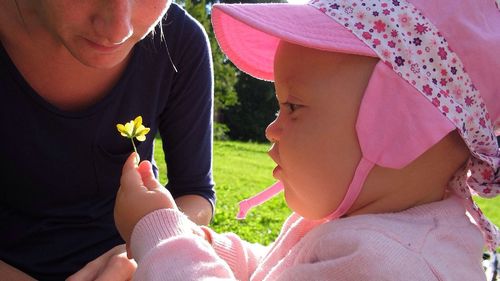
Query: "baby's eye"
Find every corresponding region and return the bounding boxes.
[282,102,300,113]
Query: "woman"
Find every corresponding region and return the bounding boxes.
[0,0,215,280]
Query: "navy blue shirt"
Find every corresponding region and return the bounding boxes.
[0,4,215,280]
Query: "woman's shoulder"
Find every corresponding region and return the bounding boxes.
[163,3,203,28]
[134,3,209,66]
[146,4,208,48]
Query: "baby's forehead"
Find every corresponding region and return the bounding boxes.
[274,43,379,92]
[275,41,375,67]
[274,52,379,112]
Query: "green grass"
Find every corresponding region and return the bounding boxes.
[154,139,500,247]
[472,196,500,226]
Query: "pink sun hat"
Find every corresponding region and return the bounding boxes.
[211,3,378,81]
[212,0,500,250]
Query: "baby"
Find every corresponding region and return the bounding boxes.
[114,0,500,280]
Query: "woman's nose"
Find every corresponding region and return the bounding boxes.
[265,116,282,143]
[92,0,133,45]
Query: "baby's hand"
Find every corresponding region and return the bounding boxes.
[114,153,177,252]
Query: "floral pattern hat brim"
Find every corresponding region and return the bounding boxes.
[213,0,500,250]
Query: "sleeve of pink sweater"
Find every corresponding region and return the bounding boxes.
[129,208,268,281]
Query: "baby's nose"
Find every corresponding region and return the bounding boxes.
[265,118,281,143]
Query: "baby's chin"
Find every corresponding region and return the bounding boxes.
[286,197,338,221]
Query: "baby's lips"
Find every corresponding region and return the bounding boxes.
[267,145,281,166]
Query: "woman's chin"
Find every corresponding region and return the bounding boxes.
[68,41,132,69]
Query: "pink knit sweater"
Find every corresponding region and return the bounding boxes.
[130,195,487,280]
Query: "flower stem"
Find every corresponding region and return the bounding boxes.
[131,138,139,165]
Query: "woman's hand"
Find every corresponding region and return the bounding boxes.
[66,244,136,281]
[114,153,177,253]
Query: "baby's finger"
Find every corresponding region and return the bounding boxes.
[123,152,138,170]
[137,161,161,191]
[120,153,144,191]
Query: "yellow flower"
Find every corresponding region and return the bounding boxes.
[116,116,150,165]
[116,116,150,141]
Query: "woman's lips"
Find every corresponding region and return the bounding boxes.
[85,38,123,53]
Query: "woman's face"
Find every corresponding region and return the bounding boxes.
[26,0,170,68]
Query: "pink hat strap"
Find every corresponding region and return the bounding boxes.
[237,181,284,219]
[324,157,375,220]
